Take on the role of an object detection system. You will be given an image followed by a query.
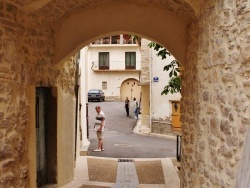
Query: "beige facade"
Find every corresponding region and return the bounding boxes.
[120,78,141,102]
[140,85,150,129]
[0,1,249,188]
[81,37,141,101]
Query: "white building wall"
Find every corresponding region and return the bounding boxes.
[150,48,181,121]
[86,45,141,99]
[79,48,90,154]
[88,72,140,98]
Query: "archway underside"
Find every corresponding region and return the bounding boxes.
[23,0,199,23]
[17,0,198,65]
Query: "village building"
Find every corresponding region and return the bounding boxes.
[82,34,141,102]
[80,36,182,138]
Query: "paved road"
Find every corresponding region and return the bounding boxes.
[87,101,177,158]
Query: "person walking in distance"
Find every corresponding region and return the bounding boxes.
[132,97,139,119]
[124,97,130,116]
[93,106,105,151]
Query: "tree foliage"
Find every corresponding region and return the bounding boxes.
[148,42,181,95]
[148,42,170,59]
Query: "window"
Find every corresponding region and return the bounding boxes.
[102,81,107,90]
[99,52,109,69]
[125,52,136,69]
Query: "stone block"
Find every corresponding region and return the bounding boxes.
[199,140,205,150]
[210,117,220,138]
[220,119,232,134]
[212,48,226,66]
[2,158,15,172]
[19,166,28,179]
[226,135,239,147]
[222,72,236,82]
[152,121,175,135]
[238,124,247,134]
[221,105,233,118]
[208,136,218,147]
[226,168,235,179]
[233,97,242,112]
[228,52,240,65]
[242,117,250,124]
[220,144,233,157]
[216,92,226,104]
[219,9,235,27]
[218,159,224,170]
[0,112,4,120]
[203,91,209,101]
[236,0,250,15]
[218,0,235,11]
[0,82,6,93]
[0,173,15,186]
[0,143,12,160]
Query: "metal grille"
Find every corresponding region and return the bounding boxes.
[118,159,134,162]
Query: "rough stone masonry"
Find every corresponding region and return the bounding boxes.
[0,2,77,187]
[180,0,250,187]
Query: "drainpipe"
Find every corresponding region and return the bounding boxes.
[74,54,80,160]
[149,46,152,132]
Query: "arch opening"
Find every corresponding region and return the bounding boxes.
[54,2,195,65]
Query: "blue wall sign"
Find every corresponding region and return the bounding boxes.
[153,77,159,82]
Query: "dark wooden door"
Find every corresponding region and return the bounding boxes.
[36,87,57,187]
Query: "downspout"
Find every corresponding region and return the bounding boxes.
[85,46,89,139]
[74,54,80,160]
[149,46,152,132]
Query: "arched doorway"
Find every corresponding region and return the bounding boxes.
[120,78,141,101]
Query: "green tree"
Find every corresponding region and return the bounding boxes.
[148,42,181,95]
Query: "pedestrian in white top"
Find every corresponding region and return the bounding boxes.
[94,106,105,152]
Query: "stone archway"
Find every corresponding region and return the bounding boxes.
[53,1,194,64]
[0,1,249,188]
[53,2,250,185]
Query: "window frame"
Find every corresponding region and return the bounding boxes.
[99,52,110,70]
[125,52,136,69]
[102,81,107,90]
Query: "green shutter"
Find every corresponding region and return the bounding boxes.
[125,52,136,68]
[99,52,109,68]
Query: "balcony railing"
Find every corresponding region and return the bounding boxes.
[91,36,136,45]
[91,61,140,71]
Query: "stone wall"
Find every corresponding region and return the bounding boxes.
[152,121,177,136]
[0,2,77,187]
[139,39,151,131]
[181,0,250,187]
[140,39,150,84]
[105,96,120,101]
